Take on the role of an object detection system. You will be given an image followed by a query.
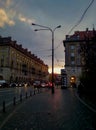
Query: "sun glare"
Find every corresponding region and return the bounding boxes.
[48,67,62,74]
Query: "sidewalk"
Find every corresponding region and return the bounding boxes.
[0,88,95,130]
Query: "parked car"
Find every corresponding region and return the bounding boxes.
[33,81,41,88]
[2,82,9,88]
[48,82,52,88]
[0,80,8,88]
[41,82,46,88]
[9,83,18,87]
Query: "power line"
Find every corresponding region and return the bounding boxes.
[54,55,60,67]
[54,54,64,67]
[54,40,63,50]
[53,0,95,67]
[67,0,95,35]
[54,0,95,52]
[35,48,52,52]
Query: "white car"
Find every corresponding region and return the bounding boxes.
[41,83,46,87]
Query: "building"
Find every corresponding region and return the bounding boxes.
[61,69,67,88]
[63,28,96,87]
[0,36,49,84]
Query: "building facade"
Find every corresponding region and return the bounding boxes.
[0,36,49,84]
[63,28,96,87]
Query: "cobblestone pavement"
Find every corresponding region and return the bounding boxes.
[0,88,96,130]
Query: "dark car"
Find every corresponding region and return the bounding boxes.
[2,83,9,88]
[33,81,41,88]
[9,83,18,87]
[0,80,8,88]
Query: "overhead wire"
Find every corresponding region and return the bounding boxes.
[54,40,63,50]
[54,0,95,67]
[54,55,61,67]
[67,0,95,35]
[54,0,95,52]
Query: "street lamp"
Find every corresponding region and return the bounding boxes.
[32,23,61,94]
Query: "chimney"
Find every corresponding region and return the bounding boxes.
[86,28,89,32]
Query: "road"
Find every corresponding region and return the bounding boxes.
[0,88,96,130]
[0,86,34,110]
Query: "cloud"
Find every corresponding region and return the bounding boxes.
[5,0,12,7]
[18,14,26,22]
[0,8,15,27]
[18,14,35,24]
[0,0,13,8]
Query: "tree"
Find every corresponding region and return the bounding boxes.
[79,31,96,98]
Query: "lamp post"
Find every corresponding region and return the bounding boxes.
[32,23,61,94]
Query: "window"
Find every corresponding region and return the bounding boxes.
[1,59,4,67]
[71,61,75,65]
[70,56,75,61]
[72,69,75,72]
[71,53,75,57]
[70,45,75,50]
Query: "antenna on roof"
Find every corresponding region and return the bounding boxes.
[93,24,95,30]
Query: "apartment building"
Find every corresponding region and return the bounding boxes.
[0,36,49,84]
[63,28,96,87]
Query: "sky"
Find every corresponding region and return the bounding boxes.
[0,0,96,74]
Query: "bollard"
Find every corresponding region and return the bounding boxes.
[26,92,27,99]
[30,91,32,96]
[20,94,22,102]
[38,88,39,93]
[3,101,5,113]
[13,97,16,106]
[34,89,35,95]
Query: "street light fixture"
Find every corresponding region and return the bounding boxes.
[32,23,61,94]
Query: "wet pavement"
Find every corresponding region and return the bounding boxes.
[0,88,96,130]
